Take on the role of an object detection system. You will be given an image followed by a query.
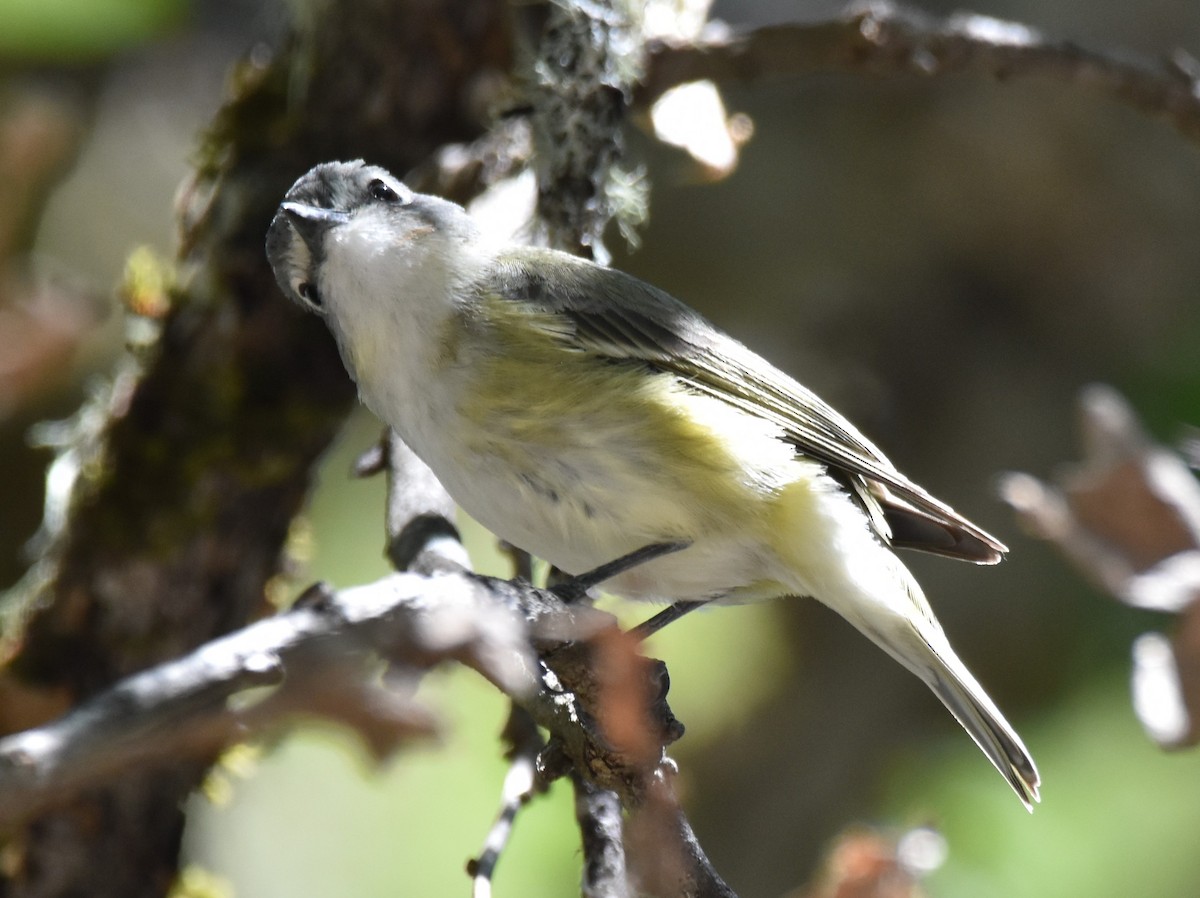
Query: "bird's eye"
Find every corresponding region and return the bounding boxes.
[368,179,402,203]
[295,280,323,310]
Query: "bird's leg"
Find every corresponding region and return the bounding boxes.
[629,600,710,641]
[549,541,691,603]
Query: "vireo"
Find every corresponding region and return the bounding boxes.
[265,160,1040,809]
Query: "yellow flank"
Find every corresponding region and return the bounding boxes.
[764,468,848,599]
[768,477,825,548]
[457,296,787,536]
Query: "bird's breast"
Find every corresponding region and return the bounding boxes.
[356,301,800,601]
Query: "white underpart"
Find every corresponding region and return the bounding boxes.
[319,207,490,451]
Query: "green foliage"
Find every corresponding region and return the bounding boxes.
[0,0,184,61]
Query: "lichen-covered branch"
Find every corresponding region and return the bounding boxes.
[575,775,632,898]
[522,0,647,261]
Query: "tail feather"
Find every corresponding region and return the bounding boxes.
[775,480,1038,806]
[858,555,1040,809]
[926,658,1041,810]
[843,576,1040,807]
[852,610,1040,809]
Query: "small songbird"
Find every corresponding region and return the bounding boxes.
[266,160,1040,808]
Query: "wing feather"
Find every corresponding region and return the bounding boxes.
[482,248,1006,564]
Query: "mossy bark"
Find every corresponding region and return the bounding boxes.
[0,2,510,894]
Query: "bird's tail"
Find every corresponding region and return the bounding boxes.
[769,478,1039,806]
[924,634,1040,809]
[871,614,1041,810]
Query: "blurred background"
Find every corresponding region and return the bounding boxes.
[2,0,1200,895]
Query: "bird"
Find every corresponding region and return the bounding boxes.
[265,159,1040,808]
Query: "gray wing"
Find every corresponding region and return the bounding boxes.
[484,247,1006,564]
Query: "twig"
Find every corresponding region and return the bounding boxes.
[626,777,738,898]
[0,540,697,874]
[406,117,535,206]
[665,803,739,898]
[379,432,470,575]
[640,0,1200,150]
[469,706,546,898]
[522,0,645,262]
[575,773,631,898]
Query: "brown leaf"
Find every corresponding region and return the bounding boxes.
[1002,385,1200,747]
[1000,384,1200,612]
[788,827,940,898]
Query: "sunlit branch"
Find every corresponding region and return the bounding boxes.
[640,0,1200,149]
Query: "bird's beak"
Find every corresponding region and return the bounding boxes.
[280,202,351,256]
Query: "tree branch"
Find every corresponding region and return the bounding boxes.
[0,570,533,828]
[495,0,740,892]
[575,774,632,898]
[626,780,739,898]
[640,0,1200,149]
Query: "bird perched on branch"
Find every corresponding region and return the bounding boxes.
[266,160,1040,809]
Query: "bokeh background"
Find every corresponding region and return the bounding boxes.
[3,0,1200,895]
